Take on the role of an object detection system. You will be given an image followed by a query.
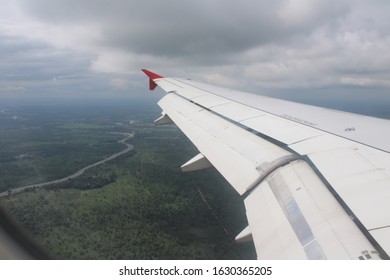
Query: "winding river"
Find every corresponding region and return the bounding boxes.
[0,132,134,198]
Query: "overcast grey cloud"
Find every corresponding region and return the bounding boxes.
[0,0,390,114]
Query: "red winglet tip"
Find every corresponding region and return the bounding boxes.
[141,69,164,90]
[141,69,164,80]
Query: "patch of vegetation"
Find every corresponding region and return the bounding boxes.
[0,105,129,191]
[0,102,255,259]
[62,123,108,130]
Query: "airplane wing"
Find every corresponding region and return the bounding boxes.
[142,69,390,260]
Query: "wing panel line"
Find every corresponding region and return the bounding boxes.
[169,78,390,154]
[302,155,390,260]
[242,155,302,199]
[268,173,327,260]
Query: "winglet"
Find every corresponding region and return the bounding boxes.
[141,69,164,90]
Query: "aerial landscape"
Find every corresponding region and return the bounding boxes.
[0,100,255,259]
[1,0,390,268]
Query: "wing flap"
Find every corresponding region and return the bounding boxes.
[290,131,390,234]
[245,160,381,259]
[308,148,390,229]
[371,228,390,256]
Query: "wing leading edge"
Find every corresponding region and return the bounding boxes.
[142,69,390,260]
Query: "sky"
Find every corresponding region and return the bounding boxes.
[0,0,390,115]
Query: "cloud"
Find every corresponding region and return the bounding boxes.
[12,0,349,63]
[109,78,127,89]
[0,0,389,106]
[0,86,26,92]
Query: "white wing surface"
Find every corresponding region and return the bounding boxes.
[142,69,390,260]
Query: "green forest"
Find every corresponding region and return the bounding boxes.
[0,102,255,259]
